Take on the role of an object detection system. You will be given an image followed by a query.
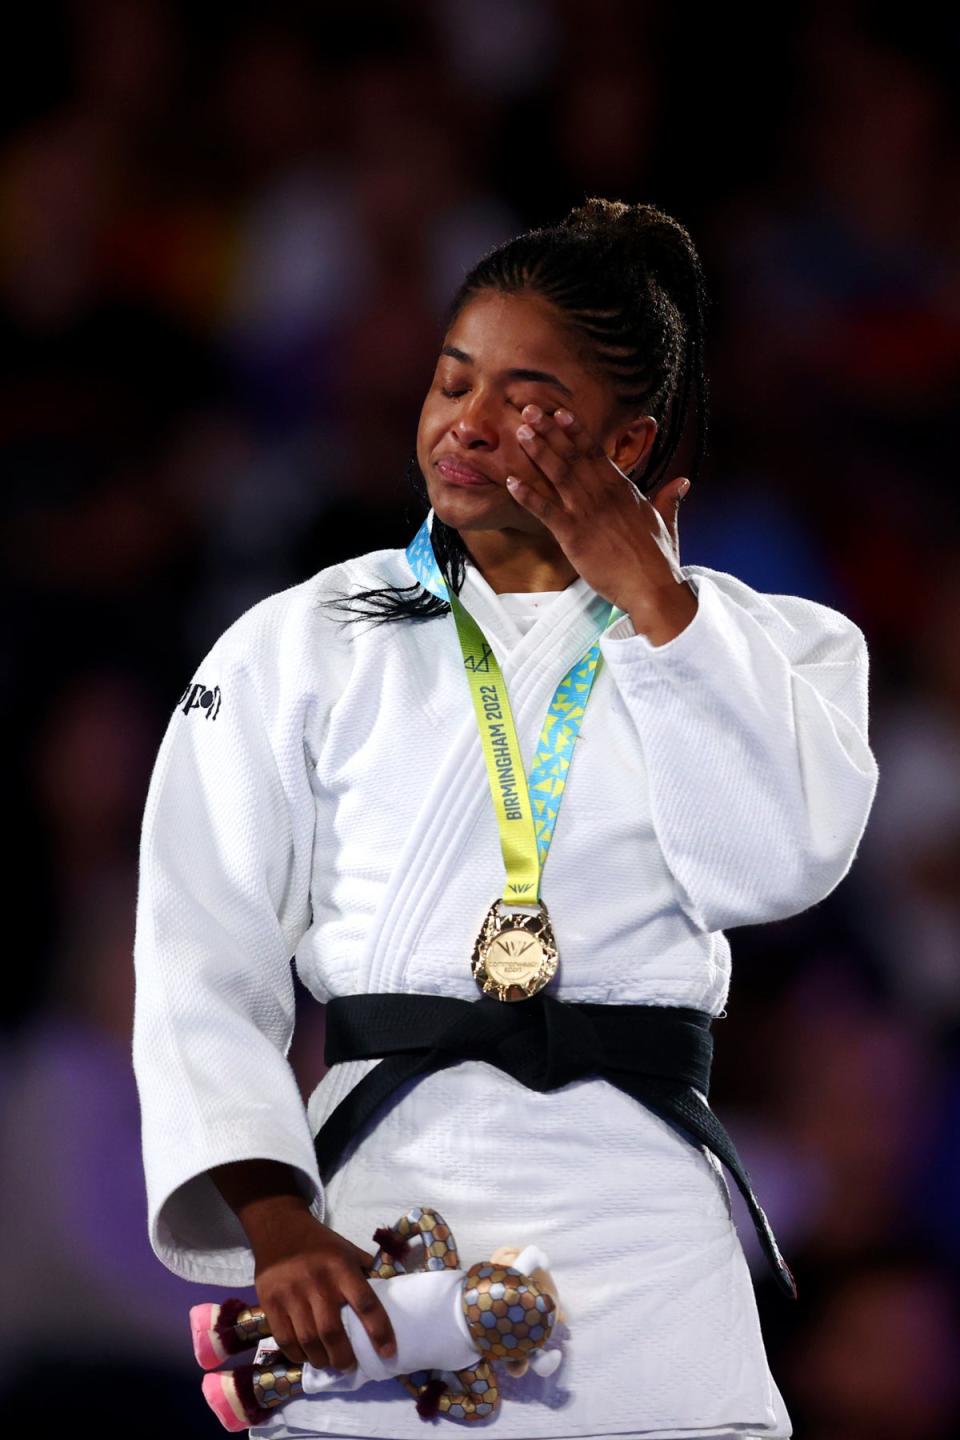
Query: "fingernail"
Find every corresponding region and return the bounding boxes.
[677,478,691,499]
[555,409,573,426]
[517,424,535,441]
[522,404,542,421]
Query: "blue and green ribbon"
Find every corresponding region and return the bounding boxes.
[406,514,623,903]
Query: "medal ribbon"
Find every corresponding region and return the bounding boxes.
[405,515,624,906]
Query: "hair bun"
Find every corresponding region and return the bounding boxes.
[563,197,693,257]
[561,196,634,235]
[561,196,705,318]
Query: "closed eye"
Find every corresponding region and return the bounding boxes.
[440,387,548,411]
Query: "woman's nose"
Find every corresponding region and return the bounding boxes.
[452,390,499,446]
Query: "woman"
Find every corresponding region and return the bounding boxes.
[132,198,879,1439]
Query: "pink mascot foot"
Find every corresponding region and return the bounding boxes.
[190,1302,228,1369]
[201,1354,305,1431]
[189,1297,273,1369]
[201,1370,257,1432]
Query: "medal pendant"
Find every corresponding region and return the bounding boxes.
[471,899,559,1002]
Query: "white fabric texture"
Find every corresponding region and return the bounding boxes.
[132,523,879,1439]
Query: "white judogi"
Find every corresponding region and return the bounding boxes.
[132,513,878,1440]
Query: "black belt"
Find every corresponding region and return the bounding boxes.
[313,991,797,1300]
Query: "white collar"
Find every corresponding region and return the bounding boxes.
[459,556,610,669]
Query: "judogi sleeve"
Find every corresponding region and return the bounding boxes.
[132,600,322,1286]
[598,567,879,933]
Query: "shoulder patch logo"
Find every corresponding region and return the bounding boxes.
[178,681,222,720]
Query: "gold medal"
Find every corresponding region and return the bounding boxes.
[471,899,559,1003]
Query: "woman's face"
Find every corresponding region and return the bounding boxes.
[416,289,655,539]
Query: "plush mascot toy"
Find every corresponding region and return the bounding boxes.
[190,1205,564,1429]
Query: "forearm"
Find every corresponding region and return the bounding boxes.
[210,1158,313,1251]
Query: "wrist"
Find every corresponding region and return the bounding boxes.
[624,578,699,647]
[242,1196,320,1260]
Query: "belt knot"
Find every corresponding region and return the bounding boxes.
[430,991,602,1092]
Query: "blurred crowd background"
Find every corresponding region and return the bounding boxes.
[2,2,959,1436]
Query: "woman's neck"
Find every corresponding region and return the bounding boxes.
[460,527,580,594]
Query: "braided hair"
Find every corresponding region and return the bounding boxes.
[323,197,711,627]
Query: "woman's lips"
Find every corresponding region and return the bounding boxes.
[435,457,497,487]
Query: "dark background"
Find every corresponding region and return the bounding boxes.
[1,3,959,1436]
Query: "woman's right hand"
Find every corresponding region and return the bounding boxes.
[252,1208,398,1372]
[208,1160,398,1375]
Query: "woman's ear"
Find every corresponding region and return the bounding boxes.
[608,413,657,476]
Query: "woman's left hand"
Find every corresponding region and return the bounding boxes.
[507,403,696,627]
